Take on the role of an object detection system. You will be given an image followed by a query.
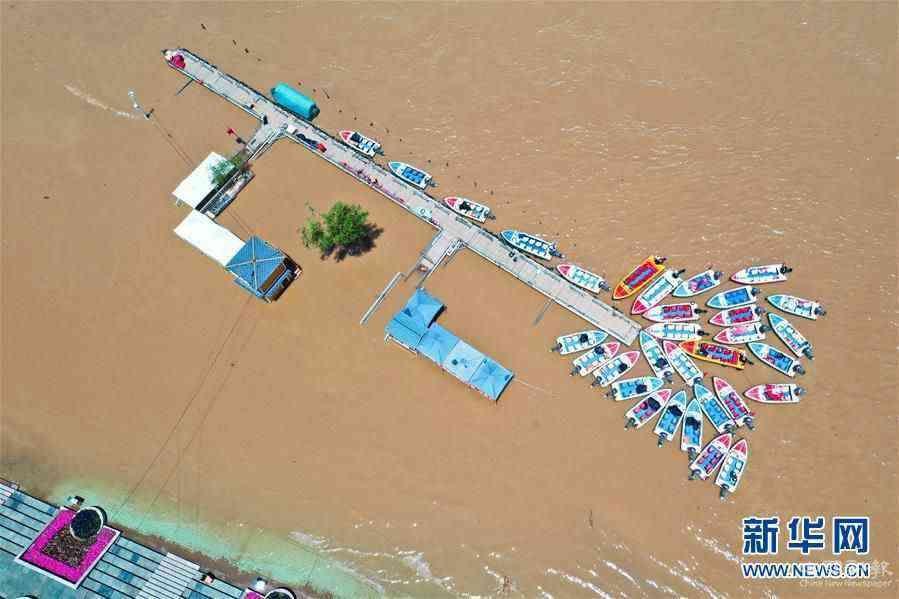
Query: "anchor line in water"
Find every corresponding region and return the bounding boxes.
[112,295,254,520]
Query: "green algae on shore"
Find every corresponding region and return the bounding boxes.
[47,479,381,599]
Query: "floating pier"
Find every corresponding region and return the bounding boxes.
[162,48,641,344]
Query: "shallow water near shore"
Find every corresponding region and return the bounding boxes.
[3,2,897,598]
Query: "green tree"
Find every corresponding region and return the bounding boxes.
[209,160,235,188]
[301,202,371,256]
[209,154,247,188]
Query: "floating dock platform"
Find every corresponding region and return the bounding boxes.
[162,48,641,344]
[385,289,514,401]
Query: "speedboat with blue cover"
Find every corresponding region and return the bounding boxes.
[501,230,563,260]
[388,161,433,189]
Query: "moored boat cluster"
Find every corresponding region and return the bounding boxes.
[551,257,824,499]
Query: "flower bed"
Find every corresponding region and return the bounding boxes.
[242,591,265,599]
[16,508,119,588]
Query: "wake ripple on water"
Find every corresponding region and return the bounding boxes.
[64,84,140,119]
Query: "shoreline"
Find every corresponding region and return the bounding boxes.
[0,471,379,598]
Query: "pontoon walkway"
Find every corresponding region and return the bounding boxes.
[162,48,641,344]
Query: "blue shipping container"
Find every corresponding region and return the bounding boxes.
[270,83,320,120]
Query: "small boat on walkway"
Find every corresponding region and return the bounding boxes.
[444,197,494,223]
[556,263,609,293]
[501,230,563,260]
[551,330,608,355]
[388,161,433,189]
[339,130,382,157]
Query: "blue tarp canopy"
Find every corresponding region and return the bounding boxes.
[385,289,513,401]
[470,359,514,402]
[226,236,287,296]
[442,341,485,384]
[418,324,459,365]
[385,318,426,349]
[392,289,444,333]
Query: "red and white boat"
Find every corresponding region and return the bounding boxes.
[339,130,381,157]
[643,302,705,323]
[744,384,804,404]
[444,197,493,223]
[557,263,609,294]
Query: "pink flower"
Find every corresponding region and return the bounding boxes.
[19,508,117,583]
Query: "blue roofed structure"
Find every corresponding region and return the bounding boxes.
[384,289,445,350]
[392,289,444,333]
[443,341,485,384]
[384,289,513,401]
[226,236,300,302]
[470,359,514,401]
[385,318,427,350]
[417,324,459,365]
